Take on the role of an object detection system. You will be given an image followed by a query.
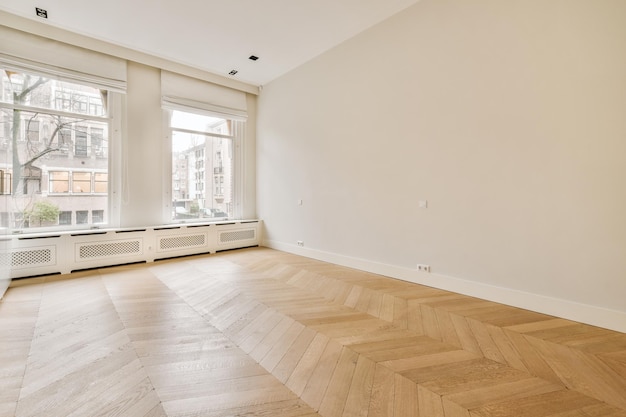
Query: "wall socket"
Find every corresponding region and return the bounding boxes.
[417,264,431,272]
[297,241,304,247]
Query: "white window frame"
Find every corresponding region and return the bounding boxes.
[0,74,123,233]
[163,107,244,224]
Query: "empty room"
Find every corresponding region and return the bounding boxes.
[1,0,625,416]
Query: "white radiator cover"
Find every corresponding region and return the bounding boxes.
[3,220,261,279]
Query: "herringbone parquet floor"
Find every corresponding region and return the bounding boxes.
[1,247,625,417]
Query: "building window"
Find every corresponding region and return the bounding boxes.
[49,171,70,193]
[75,126,88,157]
[89,99,103,116]
[0,170,11,195]
[0,212,9,228]
[72,172,91,193]
[59,211,72,225]
[55,91,71,111]
[72,93,88,113]
[91,127,104,157]
[92,210,104,223]
[26,120,40,142]
[94,172,107,193]
[76,210,88,224]
[59,127,71,153]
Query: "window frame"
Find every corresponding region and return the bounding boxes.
[0,68,123,233]
[163,107,244,224]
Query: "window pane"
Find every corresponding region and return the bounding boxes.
[92,209,104,223]
[50,171,69,193]
[170,111,235,222]
[91,128,105,157]
[94,173,107,193]
[75,126,88,157]
[59,211,72,225]
[0,68,111,232]
[59,128,71,152]
[76,210,88,224]
[0,170,11,195]
[72,172,91,193]
[27,120,40,142]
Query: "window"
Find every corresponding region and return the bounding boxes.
[59,128,71,152]
[55,91,71,111]
[94,173,107,193]
[92,210,104,223]
[76,210,88,224]
[91,128,104,157]
[168,109,242,222]
[75,126,88,157]
[59,211,72,225]
[49,171,70,193]
[72,93,88,113]
[0,170,10,195]
[72,172,91,193]
[26,120,40,142]
[0,67,118,232]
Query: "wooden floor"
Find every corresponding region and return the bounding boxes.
[1,247,625,417]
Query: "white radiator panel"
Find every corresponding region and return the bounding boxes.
[216,223,258,251]
[2,245,56,270]
[76,238,143,261]
[158,233,206,252]
[7,220,260,279]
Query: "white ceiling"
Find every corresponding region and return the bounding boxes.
[0,0,420,86]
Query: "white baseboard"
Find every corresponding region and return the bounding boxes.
[263,239,626,334]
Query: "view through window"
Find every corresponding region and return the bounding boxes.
[170,109,239,222]
[0,68,111,231]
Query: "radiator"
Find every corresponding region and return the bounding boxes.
[4,220,260,279]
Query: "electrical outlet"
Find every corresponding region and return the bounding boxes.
[417,264,431,272]
[297,241,304,247]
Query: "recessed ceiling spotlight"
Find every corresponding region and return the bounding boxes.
[35,7,48,18]
[228,70,238,76]
[248,55,259,61]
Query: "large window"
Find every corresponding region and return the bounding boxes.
[168,109,242,222]
[0,68,115,231]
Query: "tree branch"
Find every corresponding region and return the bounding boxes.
[16,75,48,101]
[22,147,61,167]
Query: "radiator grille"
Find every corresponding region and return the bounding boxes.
[219,229,256,243]
[8,222,259,278]
[0,247,54,268]
[78,240,142,260]
[158,234,206,251]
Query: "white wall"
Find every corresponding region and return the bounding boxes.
[121,62,164,227]
[257,0,626,331]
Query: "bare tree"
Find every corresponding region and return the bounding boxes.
[5,71,86,195]
[9,72,47,194]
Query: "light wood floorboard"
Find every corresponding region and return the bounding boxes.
[1,247,625,417]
